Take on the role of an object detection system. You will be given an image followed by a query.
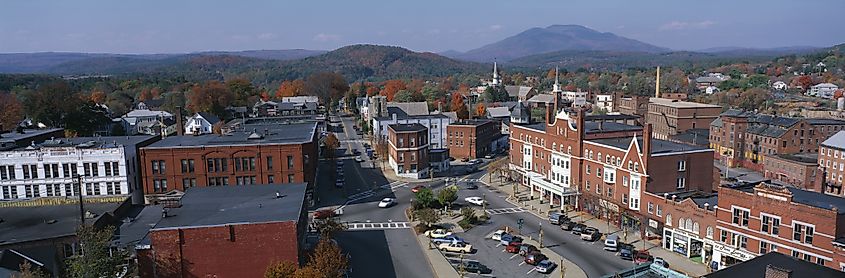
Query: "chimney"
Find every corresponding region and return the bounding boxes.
[576,108,586,142]
[764,265,792,278]
[655,66,661,98]
[175,106,184,136]
[392,113,397,123]
[438,102,443,113]
[643,123,652,169]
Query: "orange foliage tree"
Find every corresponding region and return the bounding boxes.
[89,91,107,104]
[187,81,235,117]
[276,79,305,99]
[475,103,486,118]
[381,80,406,101]
[451,93,468,119]
[0,93,23,131]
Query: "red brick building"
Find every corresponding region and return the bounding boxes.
[641,191,719,265]
[137,183,308,278]
[646,97,721,140]
[763,153,819,190]
[387,123,429,179]
[509,101,714,237]
[446,119,501,159]
[715,182,845,271]
[139,122,318,203]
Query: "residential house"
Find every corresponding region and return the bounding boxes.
[184,112,221,135]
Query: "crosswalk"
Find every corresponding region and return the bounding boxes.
[484,207,526,215]
[345,221,411,230]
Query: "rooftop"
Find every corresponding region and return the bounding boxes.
[648,97,721,109]
[145,122,316,149]
[822,130,845,149]
[122,109,173,119]
[527,94,555,104]
[704,252,843,278]
[486,106,511,118]
[584,114,640,122]
[0,128,64,143]
[450,119,495,127]
[153,183,306,230]
[374,112,448,121]
[388,123,428,133]
[582,121,642,134]
[13,135,157,151]
[589,136,711,155]
[670,128,711,147]
[805,118,845,125]
[0,201,124,246]
[386,102,429,116]
[768,153,819,164]
[727,182,845,213]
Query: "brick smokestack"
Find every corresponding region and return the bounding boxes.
[643,123,652,169]
[176,106,184,136]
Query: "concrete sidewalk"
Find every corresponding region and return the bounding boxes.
[480,173,709,278]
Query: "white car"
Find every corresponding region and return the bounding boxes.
[490,230,507,241]
[438,242,472,253]
[424,229,453,239]
[465,197,484,206]
[378,198,395,208]
[355,156,364,162]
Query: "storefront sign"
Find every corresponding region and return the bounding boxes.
[649,219,659,229]
[711,242,755,261]
[599,199,620,212]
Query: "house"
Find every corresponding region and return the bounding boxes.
[696,73,731,91]
[809,83,839,99]
[504,85,536,102]
[120,109,174,136]
[595,94,614,112]
[704,252,844,278]
[772,81,788,91]
[184,112,221,135]
[282,96,319,104]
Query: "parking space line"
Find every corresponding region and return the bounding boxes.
[526,268,535,275]
[518,261,525,266]
[509,254,519,259]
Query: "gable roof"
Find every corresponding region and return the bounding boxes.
[387,102,429,116]
[527,94,555,104]
[510,101,530,119]
[486,107,511,118]
[504,85,534,98]
[195,112,221,125]
[821,130,845,150]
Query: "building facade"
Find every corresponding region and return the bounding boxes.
[387,124,430,179]
[819,131,845,196]
[372,113,452,149]
[763,153,818,190]
[446,120,502,159]
[0,136,157,204]
[139,122,318,203]
[645,98,721,140]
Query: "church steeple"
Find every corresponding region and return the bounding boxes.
[552,66,561,93]
[491,60,501,86]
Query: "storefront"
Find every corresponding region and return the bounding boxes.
[663,228,714,264]
[525,171,580,209]
[710,241,756,270]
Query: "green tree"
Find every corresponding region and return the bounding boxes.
[226,78,257,106]
[460,207,477,223]
[393,89,414,102]
[65,225,130,278]
[65,100,112,137]
[414,187,437,208]
[415,208,441,228]
[436,186,458,210]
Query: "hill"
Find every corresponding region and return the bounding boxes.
[457,24,669,62]
[195,49,326,60]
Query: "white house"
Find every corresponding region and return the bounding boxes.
[563,91,588,107]
[595,94,614,112]
[772,81,787,90]
[184,112,221,135]
[705,86,720,95]
[372,113,452,149]
[121,109,173,135]
[0,136,157,204]
[809,83,839,99]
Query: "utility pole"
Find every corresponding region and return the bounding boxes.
[75,174,86,226]
[539,222,544,248]
[560,260,565,278]
[459,252,465,277]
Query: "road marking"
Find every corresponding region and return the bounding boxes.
[526,268,536,274]
[509,254,519,259]
[518,261,526,266]
[345,221,411,231]
[484,207,527,215]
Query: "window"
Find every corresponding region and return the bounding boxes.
[816,257,825,266]
[181,159,195,173]
[85,182,101,196]
[634,162,639,172]
[586,165,591,174]
[720,230,729,243]
[585,181,590,192]
[267,156,273,170]
[622,193,628,204]
[287,155,295,169]
[676,177,686,189]
[761,215,780,235]
[678,160,686,171]
[622,176,629,187]
[732,207,750,227]
[44,163,60,178]
[706,226,713,239]
[106,182,121,195]
[647,202,654,214]
[759,241,769,254]
[24,185,38,198]
[268,175,275,183]
[0,165,15,180]
[793,223,814,244]
[288,174,295,183]
[2,185,17,199]
[182,178,197,189]
[22,164,38,179]
[150,160,165,175]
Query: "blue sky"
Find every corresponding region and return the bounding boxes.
[1,0,843,54]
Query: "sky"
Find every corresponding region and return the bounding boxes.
[1,0,844,54]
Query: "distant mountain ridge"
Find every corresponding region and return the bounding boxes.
[456,24,670,62]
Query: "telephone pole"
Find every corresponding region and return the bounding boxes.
[74,174,86,226]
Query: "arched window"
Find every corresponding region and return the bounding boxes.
[706,226,714,239]
[634,162,639,172]
[666,214,672,227]
[685,219,693,231]
[679,218,685,228]
[567,146,572,154]
[597,152,602,161]
[693,222,700,234]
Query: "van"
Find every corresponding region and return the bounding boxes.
[603,234,619,251]
[548,212,567,225]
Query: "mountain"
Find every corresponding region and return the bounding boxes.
[438,50,464,59]
[0,49,325,74]
[457,24,670,62]
[506,50,777,71]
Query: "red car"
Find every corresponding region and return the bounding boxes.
[634,250,653,264]
[313,209,336,219]
[505,241,521,253]
[411,185,424,193]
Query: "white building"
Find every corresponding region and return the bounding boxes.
[563,91,588,107]
[184,112,221,135]
[772,81,787,90]
[281,96,319,104]
[0,136,157,204]
[595,94,614,112]
[372,113,452,149]
[121,109,174,135]
[809,83,839,99]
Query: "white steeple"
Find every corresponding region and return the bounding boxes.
[552,66,561,93]
[491,60,501,86]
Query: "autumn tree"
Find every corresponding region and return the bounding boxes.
[381,80,406,101]
[796,75,814,91]
[415,208,440,228]
[313,217,347,239]
[137,88,153,101]
[451,93,469,119]
[226,78,257,106]
[324,133,341,161]
[305,72,349,106]
[89,91,107,104]
[436,186,458,211]
[12,261,48,278]
[276,79,305,98]
[0,92,23,131]
[475,103,486,118]
[187,81,235,117]
[65,225,130,278]
[264,261,298,278]
[307,239,349,278]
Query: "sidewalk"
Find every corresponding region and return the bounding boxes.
[479,172,709,278]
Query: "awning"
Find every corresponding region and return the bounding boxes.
[526,172,580,197]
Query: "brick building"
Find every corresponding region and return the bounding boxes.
[763,153,819,190]
[509,102,714,237]
[615,94,650,123]
[446,119,502,159]
[645,97,721,140]
[641,191,719,266]
[819,131,845,196]
[139,122,318,203]
[137,183,308,278]
[387,123,429,179]
[710,110,845,170]
[715,182,845,271]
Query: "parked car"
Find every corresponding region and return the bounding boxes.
[461,261,491,274]
[548,212,568,225]
[484,154,493,159]
[618,243,634,260]
[603,234,619,251]
[438,242,472,253]
[335,179,344,188]
[463,182,479,190]
[505,241,521,253]
[560,220,577,231]
[499,234,523,246]
[460,157,470,162]
[580,227,601,241]
[464,197,485,206]
[424,229,453,239]
[378,198,395,208]
[336,160,344,166]
[653,257,669,268]
[518,244,538,256]
[533,260,556,274]
[524,252,547,265]
[431,235,466,245]
[411,185,424,193]
[571,223,587,234]
[490,230,507,241]
[634,251,653,264]
[353,149,361,155]
[468,159,482,164]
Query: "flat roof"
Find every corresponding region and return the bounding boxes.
[0,128,64,143]
[0,201,124,246]
[388,123,427,132]
[589,136,711,155]
[145,122,316,149]
[582,122,642,134]
[153,183,306,230]
[768,153,819,164]
[374,113,448,121]
[449,119,494,127]
[705,252,843,278]
[727,182,845,213]
[649,97,721,109]
[584,114,640,121]
[13,135,157,151]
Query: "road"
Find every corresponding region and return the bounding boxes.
[313,114,434,278]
